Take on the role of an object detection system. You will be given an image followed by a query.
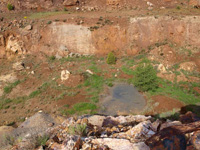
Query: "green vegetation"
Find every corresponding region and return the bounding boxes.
[28,11,70,19]
[155,108,180,120]
[7,3,14,11]
[29,90,41,98]
[84,75,104,101]
[133,62,158,92]
[61,102,97,115]
[48,56,56,62]
[68,123,87,136]
[59,55,95,64]
[47,21,52,24]
[63,7,68,11]
[176,6,181,10]
[3,135,15,146]
[4,80,21,94]
[88,64,101,73]
[106,52,116,64]
[149,79,200,104]
[35,135,49,148]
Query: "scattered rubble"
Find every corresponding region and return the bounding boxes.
[1,112,200,150]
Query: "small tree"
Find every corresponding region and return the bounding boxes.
[133,62,158,92]
[106,52,116,64]
[7,3,14,11]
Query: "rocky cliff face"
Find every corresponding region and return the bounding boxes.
[1,16,200,57]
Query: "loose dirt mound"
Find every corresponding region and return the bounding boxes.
[150,95,185,114]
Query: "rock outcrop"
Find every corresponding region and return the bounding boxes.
[1,112,200,150]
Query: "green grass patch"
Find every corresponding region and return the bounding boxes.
[68,123,87,136]
[61,102,97,115]
[149,79,200,104]
[29,90,41,98]
[28,11,69,19]
[35,135,49,147]
[88,64,101,73]
[4,80,21,94]
[59,56,95,64]
[121,66,135,75]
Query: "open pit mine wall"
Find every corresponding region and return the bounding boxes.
[1,16,200,58]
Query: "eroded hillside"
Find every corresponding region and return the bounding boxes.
[0,0,200,149]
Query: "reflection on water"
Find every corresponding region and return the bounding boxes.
[99,84,146,115]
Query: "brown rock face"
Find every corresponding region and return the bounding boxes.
[189,0,200,7]
[63,0,78,6]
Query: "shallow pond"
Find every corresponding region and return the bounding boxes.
[99,83,146,116]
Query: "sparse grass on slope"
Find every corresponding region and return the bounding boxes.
[28,11,70,19]
[149,79,200,104]
[4,80,21,94]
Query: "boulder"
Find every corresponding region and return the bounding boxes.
[179,111,200,124]
[189,0,200,7]
[125,120,155,141]
[19,111,56,129]
[146,121,200,149]
[91,138,149,150]
[92,138,131,150]
[61,70,70,81]
[146,134,186,150]
[113,115,152,124]
[63,0,78,6]
[88,115,106,127]
[6,35,26,55]
[160,120,182,130]
[157,64,167,73]
[12,62,25,71]
[24,25,32,31]
[102,115,151,127]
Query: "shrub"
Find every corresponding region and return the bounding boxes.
[106,52,116,64]
[35,135,49,148]
[29,90,41,98]
[68,123,87,136]
[176,6,181,10]
[133,62,158,92]
[4,80,21,94]
[7,3,14,11]
[49,56,56,61]
[64,7,68,11]
[47,21,52,24]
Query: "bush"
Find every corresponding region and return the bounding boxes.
[106,52,116,64]
[7,3,14,11]
[68,123,87,136]
[133,62,158,92]
[47,21,52,24]
[35,135,49,148]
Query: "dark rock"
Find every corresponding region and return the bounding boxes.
[180,111,200,124]
[102,117,119,127]
[146,128,186,150]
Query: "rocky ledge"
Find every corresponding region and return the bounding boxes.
[1,111,200,150]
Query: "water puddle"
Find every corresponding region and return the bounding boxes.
[99,83,146,116]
